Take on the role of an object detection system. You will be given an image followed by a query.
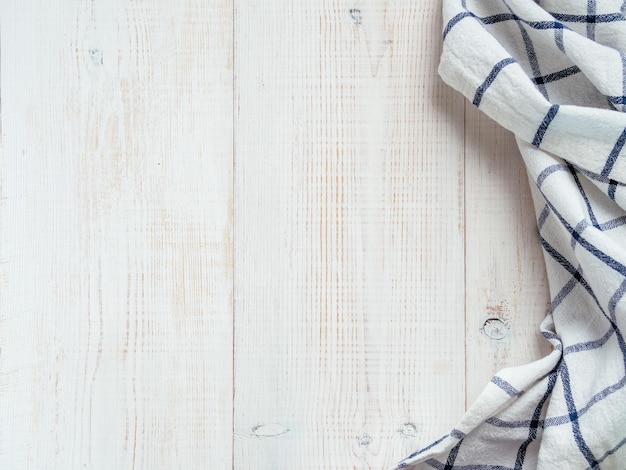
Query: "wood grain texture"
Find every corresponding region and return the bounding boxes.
[0,1,233,468]
[0,1,551,469]
[464,107,552,406]
[233,1,466,468]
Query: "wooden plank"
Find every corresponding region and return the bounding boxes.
[0,1,233,468]
[464,107,552,405]
[233,1,466,467]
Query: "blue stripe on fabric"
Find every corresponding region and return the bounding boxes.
[608,96,626,105]
[537,164,567,187]
[540,237,592,294]
[537,204,550,229]
[423,459,444,469]
[564,328,615,354]
[555,25,565,51]
[538,233,626,371]
[601,127,626,177]
[573,165,623,200]
[587,0,597,40]
[541,227,626,372]
[575,164,626,187]
[551,276,578,312]
[442,8,572,46]
[574,376,626,421]
[426,462,515,470]
[527,20,568,30]
[598,216,626,231]
[487,376,626,431]
[473,58,516,106]
[550,12,624,23]
[487,416,542,429]
[451,429,466,439]
[481,13,518,25]
[444,440,464,470]
[593,436,626,468]
[538,235,626,366]
[571,220,589,249]
[540,195,626,276]
[443,11,475,39]
[559,360,600,468]
[621,53,626,113]
[509,8,548,99]
[514,369,558,470]
[532,65,580,85]
[486,13,566,31]
[539,207,626,367]
[568,164,599,228]
[542,329,560,342]
[532,105,560,147]
[491,376,523,397]
[609,279,626,322]
[399,433,450,463]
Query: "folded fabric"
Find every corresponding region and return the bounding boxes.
[396,1,626,468]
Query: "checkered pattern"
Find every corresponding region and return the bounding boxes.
[397,1,626,468]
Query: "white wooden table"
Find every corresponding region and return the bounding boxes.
[1,1,550,468]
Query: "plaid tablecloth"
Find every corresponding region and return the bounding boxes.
[397,1,626,468]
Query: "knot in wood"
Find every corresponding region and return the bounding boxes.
[358,433,372,446]
[482,317,509,340]
[349,8,362,24]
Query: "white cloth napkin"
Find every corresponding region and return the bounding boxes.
[397,1,626,468]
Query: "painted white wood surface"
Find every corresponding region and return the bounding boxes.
[1,1,233,468]
[464,108,551,406]
[234,1,465,468]
[1,1,550,469]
